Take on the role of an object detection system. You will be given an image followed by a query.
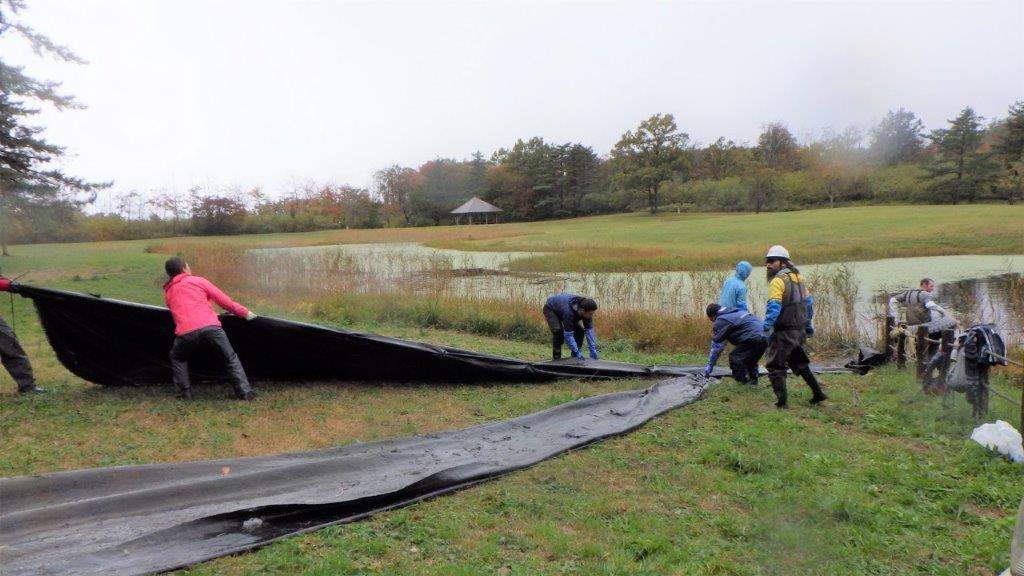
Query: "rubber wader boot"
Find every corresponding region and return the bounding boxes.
[799,366,828,404]
[769,373,788,409]
[176,388,193,401]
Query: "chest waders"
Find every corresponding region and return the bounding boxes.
[766,270,826,408]
[901,289,931,325]
[888,289,946,377]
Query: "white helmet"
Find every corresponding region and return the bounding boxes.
[766,245,790,260]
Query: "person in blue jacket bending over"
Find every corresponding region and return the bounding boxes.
[542,294,599,360]
[702,303,767,385]
[719,260,752,311]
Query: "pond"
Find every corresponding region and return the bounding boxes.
[248,245,1024,347]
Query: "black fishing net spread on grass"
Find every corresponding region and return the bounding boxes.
[11,285,862,387]
[1,377,708,576]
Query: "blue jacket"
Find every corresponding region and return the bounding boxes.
[544,293,597,358]
[718,261,752,311]
[544,293,594,331]
[707,307,764,369]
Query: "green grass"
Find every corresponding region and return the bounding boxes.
[1,209,1023,574]
[6,205,1020,275]
[429,205,1024,271]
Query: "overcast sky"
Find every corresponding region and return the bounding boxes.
[3,0,1022,210]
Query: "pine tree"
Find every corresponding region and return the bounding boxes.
[1,0,107,255]
[993,101,1024,204]
[920,107,996,204]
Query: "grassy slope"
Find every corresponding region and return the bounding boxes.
[441,205,1024,271]
[1,210,1023,574]
[7,205,1020,274]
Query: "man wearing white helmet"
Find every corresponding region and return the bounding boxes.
[762,245,827,408]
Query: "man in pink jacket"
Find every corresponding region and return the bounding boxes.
[163,257,256,401]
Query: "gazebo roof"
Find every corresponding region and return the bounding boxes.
[450,197,503,214]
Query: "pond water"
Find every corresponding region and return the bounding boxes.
[249,244,1024,347]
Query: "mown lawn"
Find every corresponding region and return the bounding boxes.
[1,211,1023,574]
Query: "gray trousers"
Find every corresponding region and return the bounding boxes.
[170,326,252,396]
[0,315,36,390]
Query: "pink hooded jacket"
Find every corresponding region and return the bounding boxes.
[164,273,250,336]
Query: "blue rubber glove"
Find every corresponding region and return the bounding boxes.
[585,328,598,360]
[707,340,725,370]
[702,365,713,378]
[805,326,814,337]
[563,331,582,358]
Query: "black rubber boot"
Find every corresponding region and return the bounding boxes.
[799,367,828,404]
[17,384,46,394]
[176,388,193,401]
[769,373,788,409]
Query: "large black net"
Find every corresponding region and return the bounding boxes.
[11,285,861,387]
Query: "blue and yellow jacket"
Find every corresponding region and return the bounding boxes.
[763,268,814,333]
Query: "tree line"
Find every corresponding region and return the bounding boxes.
[11,101,1023,246]
[3,1,1023,249]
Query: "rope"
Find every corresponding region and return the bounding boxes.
[989,385,1023,408]
[890,326,944,345]
[890,321,1024,368]
[987,350,1024,369]
[5,272,30,335]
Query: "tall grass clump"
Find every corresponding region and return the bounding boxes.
[803,264,861,353]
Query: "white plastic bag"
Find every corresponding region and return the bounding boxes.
[971,420,1024,463]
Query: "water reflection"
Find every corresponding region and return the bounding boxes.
[934,274,1023,347]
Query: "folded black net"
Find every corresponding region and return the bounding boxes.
[1,377,708,576]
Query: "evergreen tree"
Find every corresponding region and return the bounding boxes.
[467,151,488,198]
[868,108,925,166]
[0,0,108,255]
[921,107,996,204]
[491,137,558,219]
[993,101,1024,204]
[561,143,600,215]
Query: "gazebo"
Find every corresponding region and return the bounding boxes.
[450,197,503,224]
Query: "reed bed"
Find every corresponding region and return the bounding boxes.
[168,242,869,356]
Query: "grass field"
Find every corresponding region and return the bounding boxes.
[1,207,1023,575]
[125,204,1024,272]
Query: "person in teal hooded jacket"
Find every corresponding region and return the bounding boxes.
[718,261,752,311]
